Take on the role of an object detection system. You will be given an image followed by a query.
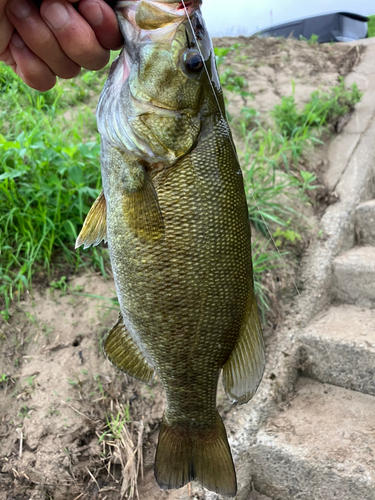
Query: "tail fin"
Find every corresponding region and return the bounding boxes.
[154,413,237,497]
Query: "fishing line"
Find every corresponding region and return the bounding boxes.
[181,0,303,303]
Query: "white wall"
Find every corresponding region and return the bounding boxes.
[202,0,375,37]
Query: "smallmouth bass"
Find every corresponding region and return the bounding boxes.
[76,0,265,496]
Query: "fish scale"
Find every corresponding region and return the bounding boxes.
[76,1,265,496]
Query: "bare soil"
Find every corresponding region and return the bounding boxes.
[0,36,363,500]
[216,36,361,118]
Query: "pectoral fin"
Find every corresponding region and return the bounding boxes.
[75,190,107,249]
[122,169,164,242]
[222,294,265,404]
[104,313,155,384]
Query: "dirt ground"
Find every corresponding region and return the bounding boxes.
[216,35,361,119]
[0,37,363,500]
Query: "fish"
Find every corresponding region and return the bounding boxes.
[76,0,265,496]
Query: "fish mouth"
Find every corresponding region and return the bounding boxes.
[116,0,203,43]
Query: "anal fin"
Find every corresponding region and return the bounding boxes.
[122,169,164,242]
[104,313,155,384]
[222,294,265,404]
[75,190,107,249]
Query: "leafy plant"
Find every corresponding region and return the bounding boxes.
[272,78,363,139]
[0,64,109,318]
[299,33,319,45]
[99,407,131,443]
[214,44,240,67]
[50,276,67,293]
[273,227,302,247]
[368,15,375,38]
[214,46,233,67]
[25,374,37,387]
[219,69,253,98]
[252,240,284,319]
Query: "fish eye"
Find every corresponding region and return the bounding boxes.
[184,51,204,74]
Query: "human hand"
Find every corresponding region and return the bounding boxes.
[0,0,123,91]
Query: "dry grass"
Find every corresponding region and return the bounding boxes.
[96,402,144,500]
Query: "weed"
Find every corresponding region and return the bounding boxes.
[273,227,302,247]
[0,64,109,319]
[220,69,253,98]
[222,68,361,316]
[24,311,38,325]
[42,491,55,500]
[19,404,31,419]
[272,78,363,139]
[99,408,131,442]
[0,374,9,389]
[299,171,318,192]
[300,33,319,45]
[214,44,253,101]
[239,122,308,236]
[145,385,155,401]
[94,374,105,396]
[214,45,240,66]
[25,374,37,387]
[252,240,284,319]
[71,284,84,293]
[368,15,375,38]
[47,405,60,417]
[97,403,142,499]
[43,325,54,337]
[50,276,67,293]
[67,376,81,388]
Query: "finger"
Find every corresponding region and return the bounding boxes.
[9,32,56,91]
[79,0,123,50]
[6,0,80,79]
[40,0,110,70]
[0,2,14,55]
[0,46,15,67]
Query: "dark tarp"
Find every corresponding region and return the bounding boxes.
[259,12,369,43]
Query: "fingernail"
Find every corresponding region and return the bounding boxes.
[8,0,31,19]
[84,3,104,26]
[11,33,26,49]
[43,2,69,30]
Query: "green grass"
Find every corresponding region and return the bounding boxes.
[272,78,362,139]
[368,15,375,38]
[0,64,109,319]
[0,46,363,321]
[215,46,362,311]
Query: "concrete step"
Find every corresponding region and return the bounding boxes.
[332,246,375,307]
[356,200,375,245]
[299,305,375,396]
[251,378,375,500]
